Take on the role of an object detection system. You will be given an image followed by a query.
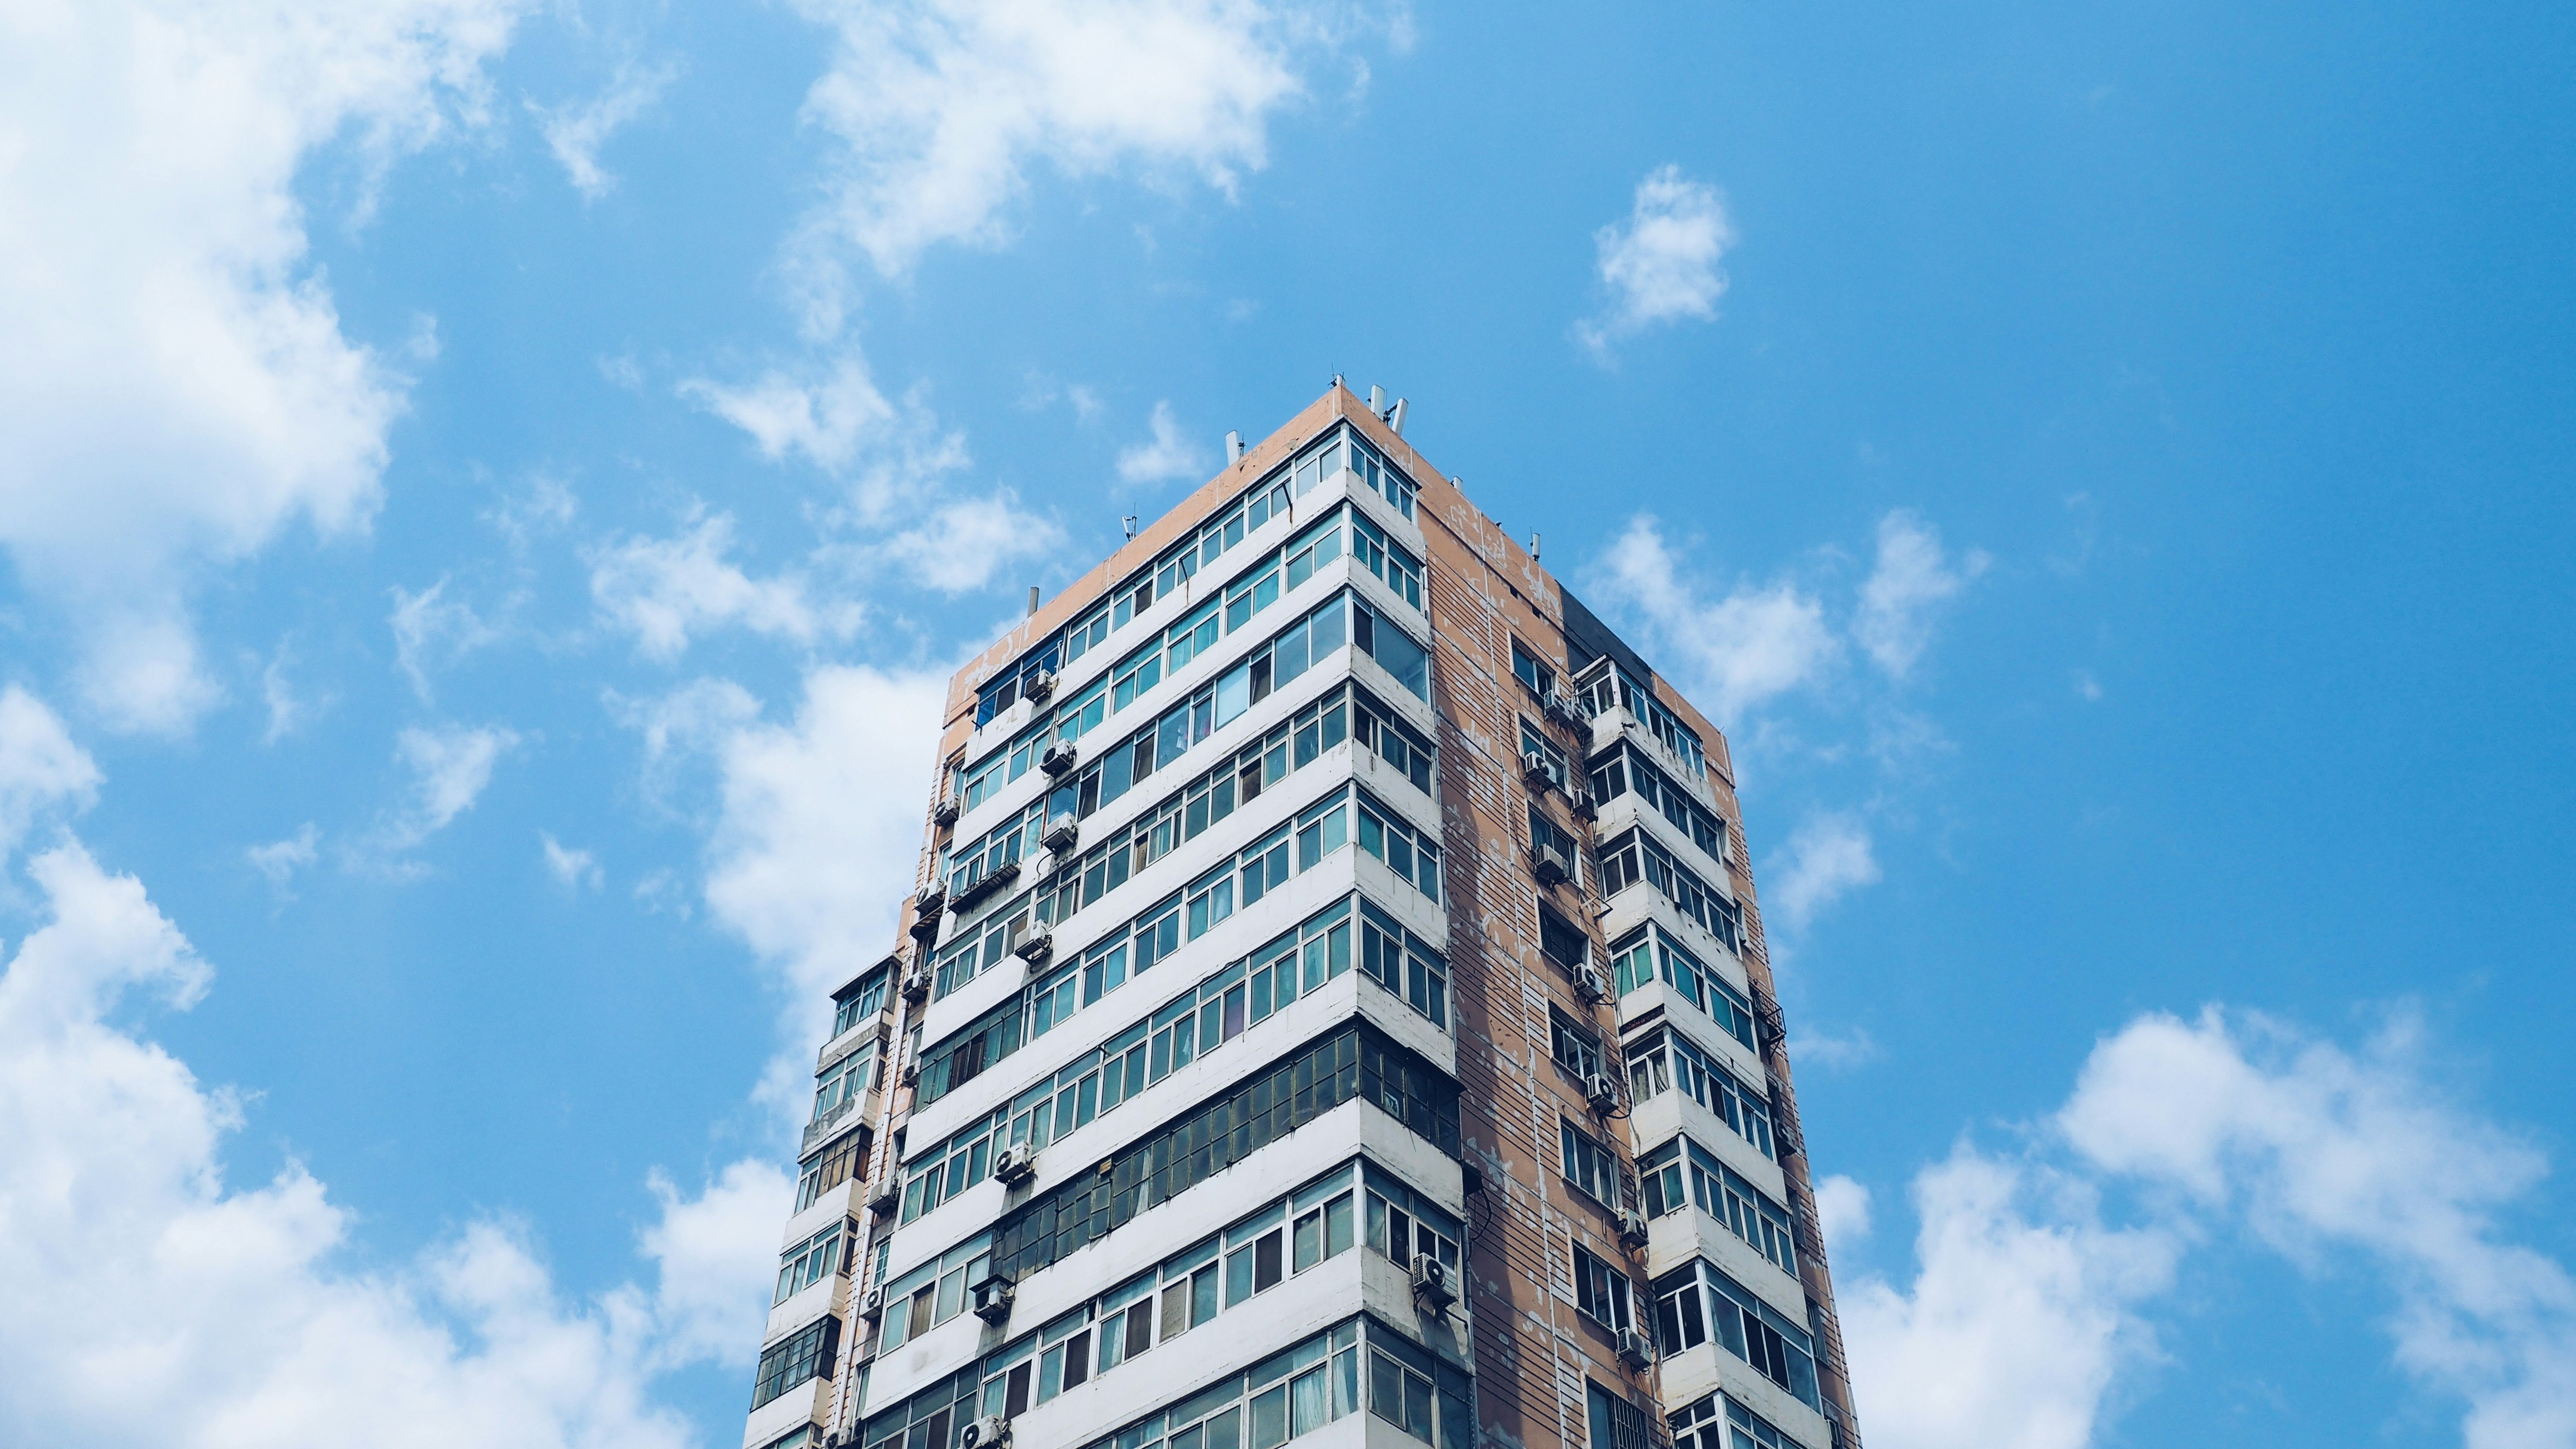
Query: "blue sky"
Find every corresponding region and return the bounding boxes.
[1,2,2569,1447]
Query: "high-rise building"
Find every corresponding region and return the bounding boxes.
[745,385,1862,1449]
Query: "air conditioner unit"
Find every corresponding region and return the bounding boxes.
[1615,1328,1654,1370]
[1571,964,1610,1004]
[1521,750,1556,789]
[1409,1253,1456,1311]
[959,1414,1012,1449]
[993,1142,1038,1186]
[1535,842,1572,887]
[1025,670,1059,704]
[1616,1208,1651,1252]
[1040,740,1079,776]
[932,794,961,827]
[866,1180,900,1217]
[901,965,933,1002]
[970,1276,1016,1324]
[1543,690,1586,727]
[1569,787,1596,822]
[1013,929,1054,970]
[901,1059,921,1088]
[1583,1072,1621,1115]
[1041,812,1079,852]
[858,1285,886,1320]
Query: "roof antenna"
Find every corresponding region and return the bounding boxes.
[1027,586,1040,617]
[1368,384,1387,414]
[1330,373,1344,392]
[1387,397,1408,435]
[1225,430,1244,465]
[1123,515,1138,539]
[1531,532,1542,561]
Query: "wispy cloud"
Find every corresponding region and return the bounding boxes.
[1765,810,1883,932]
[247,823,320,898]
[1116,400,1210,488]
[1575,164,1736,361]
[364,724,521,863]
[1843,1007,2576,1448]
[0,0,518,735]
[533,61,681,201]
[0,686,101,861]
[540,832,604,892]
[1588,514,1839,728]
[777,0,1394,335]
[880,494,1064,593]
[390,578,510,704]
[588,511,856,662]
[1857,510,1991,681]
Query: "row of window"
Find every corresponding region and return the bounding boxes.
[874,1230,996,1356]
[866,1313,1459,1449]
[1639,1137,1800,1279]
[905,898,1365,1219]
[751,1313,840,1410]
[953,586,1428,896]
[1356,897,1450,1029]
[1562,1117,1627,1208]
[1670,1392,1808,1449]
[775,1219,853,1306]
[1598,827,1743,954]
[1182,785,1357,939]
[1627,1025,1775,1161]
[884,1156,1461,1436]
[1654,1259,1824,1412]
[796,1130,866,1213]
[1575,658,1708,779]
[964,488,1424,820]
[1356,794,1443,904]
[832,967,889,1040]
[921,794,1381,1104]
[1607,924,1758,1052]
[812,1044,877,1128]
[985,1023,1461,1285]
[1588,741,1729,867]
[943,686,1366,1007]
[971,432,1348,731]
[1110,506,1354,714]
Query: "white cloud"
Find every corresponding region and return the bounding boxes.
[2061,1009,2576,1447]
[539,832,603,892]
[0,686,101,861]
[0,834,789,1448]
[704,665,947,1107]
[1845,1008,2576,1448]
[259,641,331,744]
[1589,514,1840,727]
[533,60,680,201]
[1841,1149,2182,1449]
[640,1159,793,1368]
[370,724,519,858]
[1765,810,1882,933]
[883,494,1065,593]
[1116,400,1211,487]
[779,0,1377,332]
[1855,509,1990,681]
[608,677,764,806]
[0,0,523,734]
[1816,1173,1873,1254]
[680,353,972,526]
[248,823,321,896]
[588,512,854,662]
[1575,164,1736,359]
[390,577,509,703]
